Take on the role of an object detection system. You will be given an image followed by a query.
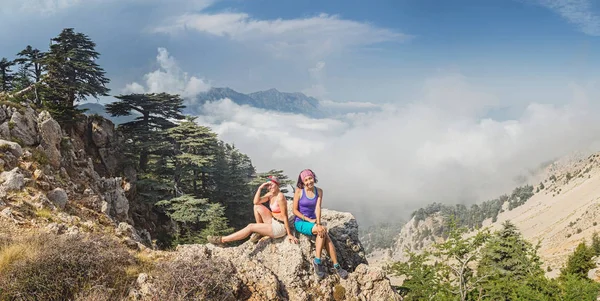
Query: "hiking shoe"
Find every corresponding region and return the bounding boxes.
[207,235,224,246]
[249,233,263,243]
[312,260,326,279]
[335,266,348,279]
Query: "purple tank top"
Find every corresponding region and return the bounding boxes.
[296,187,318,222]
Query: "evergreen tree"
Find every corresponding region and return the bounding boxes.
[476,221,555,300]
[207,142,255,229]
[559,273,600,301]
[199,203,234,241]
[156,195,233,246]
[0,58,15,92]
[249,169,294,199]
[106,92,185,172]
[15,45,45,84]
[388,251,452,301]
[166,116,218,196]
[560,241,595,280]
[42,28,110,123]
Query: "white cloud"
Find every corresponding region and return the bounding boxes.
[534,0,600,36]
[192,74,600,225]
[153,12,411,59]
[122,47,211,98]
[303,61,328,99]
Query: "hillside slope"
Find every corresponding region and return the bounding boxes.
[377,150,600,281]
[482,151,600,276]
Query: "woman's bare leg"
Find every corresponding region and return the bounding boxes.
[254,204,273,224]
[312,225,325,258]
[324,234,338,264]
[221,223,274,243]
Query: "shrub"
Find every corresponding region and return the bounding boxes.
[149,255,240,300]
[333,284,346,301]
[0,233,135,300]
[31,149,48,165]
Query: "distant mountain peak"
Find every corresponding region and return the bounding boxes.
[189,86,325,118]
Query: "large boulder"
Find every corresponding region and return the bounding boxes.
[47,188,68,209]
[99,177,129,222]
[9,107,39,146]
[37,111,62,168]
[0,167,24,198]
[149,208,401,301]
[0,139,23,158]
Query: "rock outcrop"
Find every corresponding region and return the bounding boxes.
[0,103,146,243]
[132,207,401,301]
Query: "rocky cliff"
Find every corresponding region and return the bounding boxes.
[0,102,401,300]
[131,207,401,301]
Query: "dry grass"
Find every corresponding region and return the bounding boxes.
[0,232,137,301]
[148,255,241,301]
[34,207,53,220]
[0,242,40,274]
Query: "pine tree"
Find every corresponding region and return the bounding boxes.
[42,28,110,123]
[106,92,185,172]
[560,241,595,280]
[199,203,234,241]
[15,45,45,84]
[476,221,554,300]
[0,58,15,92]
[249,169,294,199]
[166,116,218,196]
[559,273,600,301]
[207,142,256,229]
[156,195,233,245]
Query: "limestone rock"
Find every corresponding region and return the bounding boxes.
[9,107,38,146]
[0,167,24,198]
[38,111,62,168]
[172,208,400,300]
[0,107,7,124]
[0,139,23,157]
[47,188,68,209]
[0,123,9,141]
[99,177,129,222]
[91,118,115,148]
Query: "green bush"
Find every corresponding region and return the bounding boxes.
[31,149,49,165]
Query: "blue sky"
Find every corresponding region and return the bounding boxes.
[1,0,599,109]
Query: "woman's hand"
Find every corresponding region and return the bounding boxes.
[259,182,270,189]
[315,225,326,238]
[287,234,299,244]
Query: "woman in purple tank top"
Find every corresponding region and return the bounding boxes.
[292,169,348,280]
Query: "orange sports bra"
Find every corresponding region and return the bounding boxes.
[270,197,281,214]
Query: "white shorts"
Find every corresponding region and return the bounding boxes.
[271,218,287,238]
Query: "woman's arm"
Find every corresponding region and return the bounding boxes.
[253,183,271,204]
[315,188,323,225]
[315,188,326,237]
[279,194,298,243]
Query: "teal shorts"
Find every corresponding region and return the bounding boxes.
[295,220,315,236]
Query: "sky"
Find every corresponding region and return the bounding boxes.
[2,0,600,225]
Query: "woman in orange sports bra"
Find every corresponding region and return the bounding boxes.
[207,175,299,246]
